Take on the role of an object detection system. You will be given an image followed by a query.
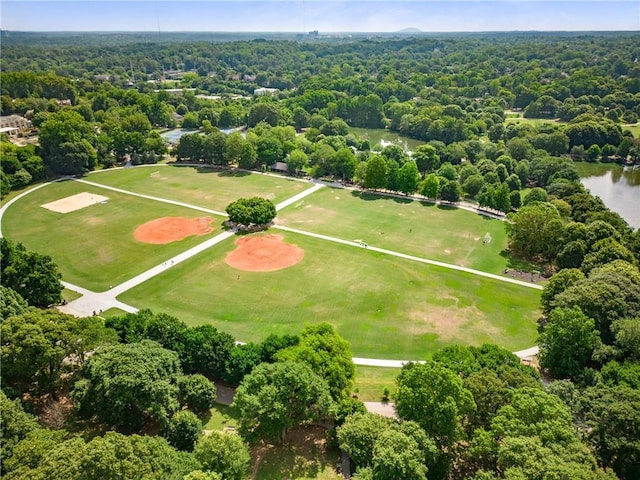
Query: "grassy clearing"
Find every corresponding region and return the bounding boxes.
[277,187,510,274]
[353,366,401,402]
[2,179,222,291]
[251,426,341,480]
[200,403,241,431]
[504,117,563,127]
[120,229,541,359]
[62,288,82,303]
[101,307,128,318]
[88,165,308,211]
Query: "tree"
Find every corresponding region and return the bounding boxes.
[0,391,41,472]
[193,431,250,480]
[181,325,235,380]
[286,148,308,174]
[337,412,390,468]
[275,323,355,401]
[506,203,563,261]
[552,269,640,345]
[363,154,388,190]
[540,268,585,315]
[397,160,420,195]
[38,109,95,175]
[412,144,440,175]
[372,429,428,480]
[175,374,217,413]
[0,286,31,320]
[420,173,439,199]
[163,410,202,452]
[232,361,333,443]
[1,238,62,307]
[225,197,276,229]
[439,179,461,203]
[538,307,599,380]
[1,310,111,395]
[581,385,640,480]
[73,340,182,430]
[395,361,475,447]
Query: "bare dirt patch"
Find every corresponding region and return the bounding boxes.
[225,234,304,272]
[41,192,109,213]
[408,304,493,340]
[134,216,213,244]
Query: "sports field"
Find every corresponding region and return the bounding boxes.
[277,188,510,274]
[1,166,541,360]
[2,179,221,290]
[119,229,540,359]
[88,165,308,212]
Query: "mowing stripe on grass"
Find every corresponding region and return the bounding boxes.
[274,224,543,290]
[74,178,229,217]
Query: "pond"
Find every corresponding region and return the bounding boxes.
[349,127,425,154]
[576,162,640,230]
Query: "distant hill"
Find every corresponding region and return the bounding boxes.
[397,27,423,33]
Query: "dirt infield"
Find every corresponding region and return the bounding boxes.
[225,234,304,272]
[134,217,213,244]
[41,192,109,213]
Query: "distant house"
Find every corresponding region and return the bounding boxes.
[271,161,288,172]
[0,115,32,137]
[254,87,278,96]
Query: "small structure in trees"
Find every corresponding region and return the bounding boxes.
[225,197,276,232]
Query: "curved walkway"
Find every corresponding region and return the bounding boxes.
[1,167,540,365]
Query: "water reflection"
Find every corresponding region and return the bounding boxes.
[580,166,640,229]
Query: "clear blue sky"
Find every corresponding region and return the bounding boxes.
[2,1,639,33]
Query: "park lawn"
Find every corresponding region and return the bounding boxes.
[87,165,308,211]
[277,187,510,274]
[62,288,82,303]
[2,179,222,291]
[201,403,241,432]
[101,307,128,318]
[251,426,341,480]
[353,366,401,402]
[119,229,541,360]
[504,117,563,127]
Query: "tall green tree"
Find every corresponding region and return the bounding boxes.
[1,238,62,307]
[73,340,182,431]
[395,361,475,447]
[232,361,333,443]
[276,323,354,401]
[363,154,388,190]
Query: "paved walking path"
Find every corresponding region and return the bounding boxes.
[1,167,541,364]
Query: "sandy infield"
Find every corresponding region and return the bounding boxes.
[225,234,304,272]
[134,217,214,244]
[41,192,109,213]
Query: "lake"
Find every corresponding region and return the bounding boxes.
[350,127,425,154]
[576,162,640,230]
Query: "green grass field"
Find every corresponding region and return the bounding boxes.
[119,229,540,359]
[353,365,401,401]
[3,166,542,361]
[277,187,510,274]
[2,179,223,291]
[88,165,308,211]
